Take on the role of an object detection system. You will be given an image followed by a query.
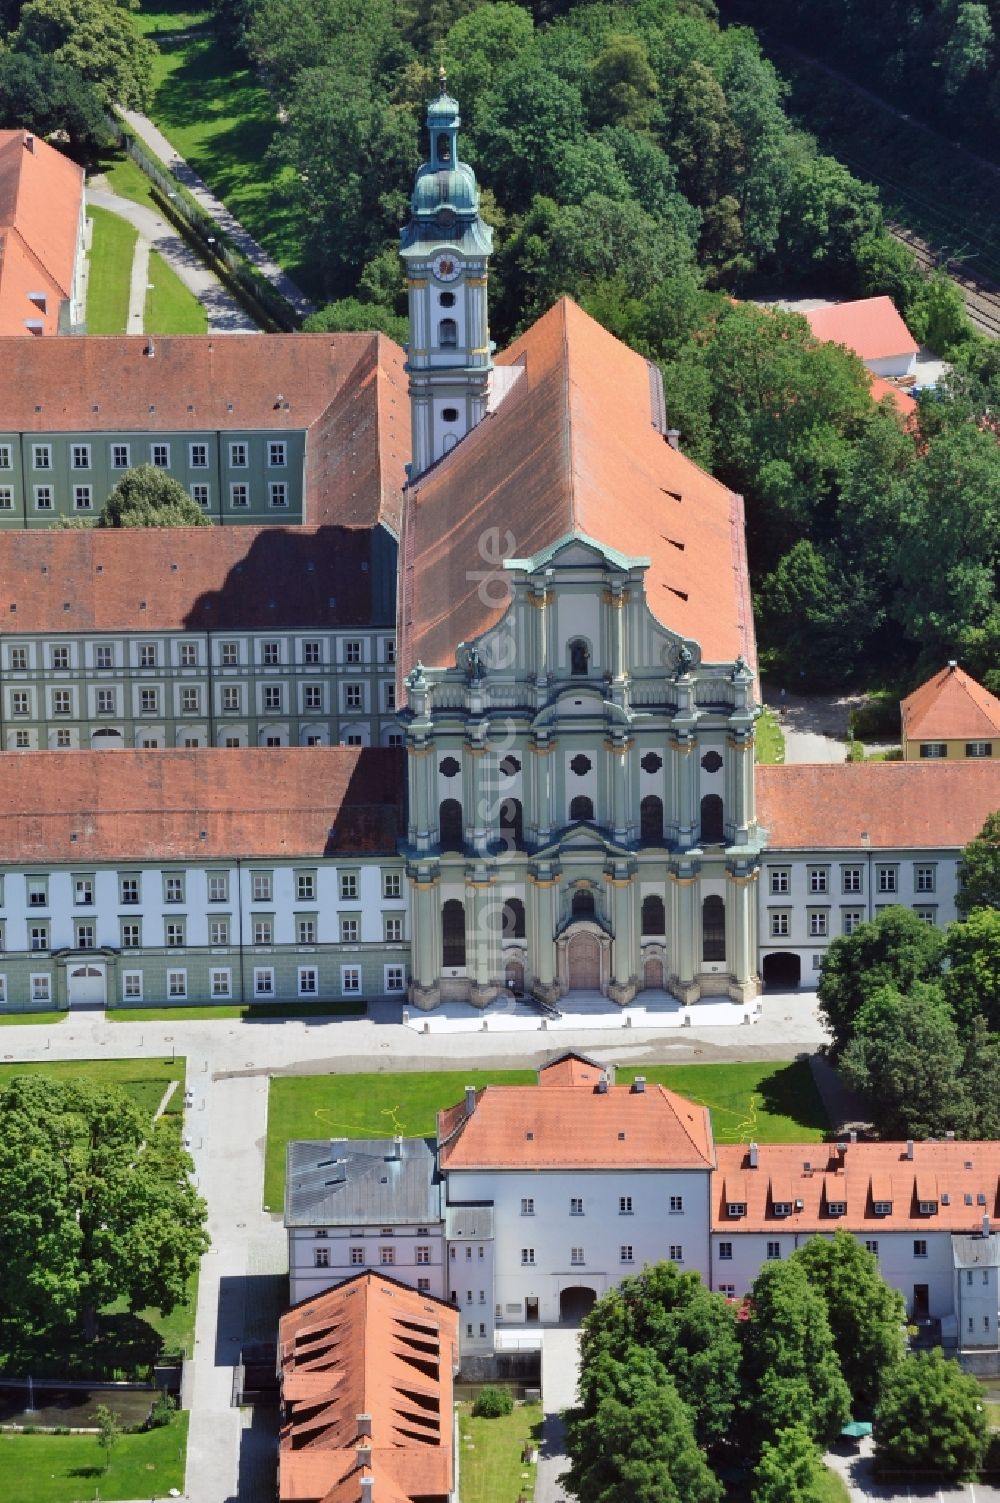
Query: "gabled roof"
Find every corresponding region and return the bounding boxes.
[285,1138,441,1228]
[0,746,406,861]
[901,663,1000,742]
[278,1272,458,1503]
[713,1142,1000,1234]
[0,524,392,633]
[868,375,917,418]
[804,297,919,362]
[756,761,1000,849]
[0,332,409,530]
[437,1063,715,1171]
[536,1050,607,1087]
[0,131,83,336]
[399,298,754,675]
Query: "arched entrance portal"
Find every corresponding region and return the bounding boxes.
[504,960,525,995]
[762,951,802,989]
[67,964,106,1008]
[567,932,601,991]
[560,1286,597,1324]
[643,957,664,990]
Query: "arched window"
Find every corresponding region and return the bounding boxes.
[702,895,725,961]
[569,795,594,822]
[641,895,665,936]
[500,797,523,851]
[439,798,463,852]
[571,889,595,920]
[436,132,452,163]
[640,795,663,845]
[700,793,724,844]
[439,318,457,348]
[502,898,526,940]
[569,639,589,675]
[442,899,466,967]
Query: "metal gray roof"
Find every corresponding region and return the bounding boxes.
[445,1203,495,1240]
[952,1232,1000,1268]
[285,1136,442,1228]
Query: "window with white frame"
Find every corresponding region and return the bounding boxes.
[521,1248,535,1265]
[222,686,241,712]
[252,872,272,901]
[119,875,139,904]
[415,1245,431,1265]
[164,875,184,903]
[864,1240,879,1255]
[121,922,140,949]
[520,1197,534,1216]
[914,907,936,924]
[619,1196,633,1215]
[211,969,231,997]
[73,485,92,511]
[620,1245,634,1263]
[295,872,316,901]
[52,689,71,716]
[75,923,95,949]
[207,873,228,903]
[808,911,828,937]
[13,731,28,748]
[31,974,51,1002]
[350,1246,365,1265]
[168,970,187,998]
[919,742,946,758]
[877,866,897,893]
[96,688,116,714]
[32,444,51,469]
[340,872,358,899]
[189,443,208,468]
[303,684,322,710]
[0,487,13,509]
[71,443,91,469]
[966,742,993,758]
[139,643,157,668]
[34,485,52,510]
[12,691,29,716]
[669,1195,683,1212]
[268,441,287,467]
[74,877,93,905]
[151,443,170,468]
[571,1248,584,1265]
[27,876,48,907]
[229,441,247,467]
[808,868,828,893]
[718,1242,733,1260]
[341,917,359,943]
[770,911,790,938]
[314,1246,330,1268]
[298,967,318,995]
[385,683,396,711]
[29,924,48,950]
[140,688,159,714]
[767,1241,781,1260]
[380,1247,394,1265]
[254,968,274,995]
[263,685,282,711]
[345,684,363,709]
[165,921,185,948]
[268,482,288,508]
[303,640,321,665]
[384,965,405,992]
[191,484,210,508]
[915,866,935,892]
[342,967,361,993]
[181,687,200,713]
[913,1239,927,1257]
[384,915,403,942]
[209,919,229,946]
[220,642,238,668]
[384,638,396,664]
[842,910,864,935]
[0,444,11,468]
[230,482,249,508]
[112,443,130,468]
[383,871,401,898]
[669,1244,683,1261]
[55,729,71,748]
[253,919,272,945]
[570,1197,584,1215]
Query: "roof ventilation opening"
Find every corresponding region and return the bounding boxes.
[24,133,35,154]
[749,1142,759,1169]
[525,1131,534,1142]
[464,1086,476,1117]
[274,392,284,408]
[666,428,681,450]
[948,659,958,670]
[906,1140,914,1161]
[360,1478,374,1502]
[596,1074,609,1095]
[631,1077,646,1094]
[984,1214,991,1238]
[145,338,155,358]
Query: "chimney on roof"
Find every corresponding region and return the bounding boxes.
[357,1415,372,1439]
[666,428,681,450]
[358,1444,373,1471]
[360,1479,374,1503]
[906,1140,914,1161]
[24,134,34,154]
[631,1076,646,1094]
[983,1215,991,1238]
[596,1073,609,1095]
[145,337,155,358]
[390,1135,402,1160]
[748,1142,758,1169]
[849,1130,857,1144]
[837,1142,848,1158]
[465,1086,476,1117]
[947,659,957,670]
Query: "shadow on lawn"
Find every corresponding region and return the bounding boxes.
[0,1309,165,1382]
[755,1058,830,1135]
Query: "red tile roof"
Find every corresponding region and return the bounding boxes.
[868,375,917,418]
[0,131,83,336]
[0,332,409,529]
[0,524,391,632]
[278,1272,458,1503]
[714,1142,1000,1234]
[756,761,1000,849]
[901,663,1000,742]
[400,298,754,677]
[0,747,405,861]
[804,297,919,362]
[438,1064,715,1171]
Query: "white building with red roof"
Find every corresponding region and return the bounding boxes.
[804,295,919,379]
[0,130,85,337]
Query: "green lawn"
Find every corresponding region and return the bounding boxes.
[0,1057,184,1121]
[137,0,306,283]
[0,1412,188,1503]
[109,1000,366,1023]
[458,1402,542,1503]
[144,247,208,332]
[0,1010,65,1026]
[103,151,160,212]
[755,707,786,764]
[264,1060,829,1207]
[817,1468,852,1502]
[86,205,137,334]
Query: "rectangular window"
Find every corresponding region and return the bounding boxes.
[669,1195,683,1212]
[0,486,12,510]
[809,911,828,937]
[191,484,210,508]
[94,645,113,670]
[298,967,318,995]
[121,923,140,949]
[864,1240,879,1256]
[263,685,282,711]
[843,910,863,936]
[770,911,789,938]
[11,691,29,716]
[341,967,361,993]
[9,647,26,671]
[620,1245,634,1263]
[718,1242,733,1260]
[383,871,402,899]
[34,485,52,510]
[29,924,49,951]
[254,968,274,995]
[669,1244,683,1261]
[268,481,288,508]
[385,683,396,712]
[73,485,92,511]
[75,923,95,949]
[570,1197,584,1216]
[520,1198,534,1216]
[181,688,200,713]
[177,643,197,668]
[167,970,187,998]
[252,873,272,902]
[31,974,51,1002]
[345,684,363,709]
[809,868,828,893]
[297,917,316,945]
[296,872,316,900]
[50,646,70,671]
[314,1246,330,1268]
[304,684,322,710]
[345,640,362,665]
[873,1201,892,1216]
[164,876,185,903]
[165,922,185,948]
[253,920,272,945]
[385,639,396,664]
[915,866,935,892]
[966,741,993,758]
[385,965,405,992]
[350,1246,365,1265]
[767,1241,781,1260]
[112,443,130,469]
[268,441,287,467]
[384,915,403,942]
[120,876,140,905]
[123,971,142,999]
[262,641,280,666]
[55,730,71,748]
[303,640,321,665]
[229,441,247,467]
[222,686,241,712]
[189,442,208,468]
[726,1203,746,1218]
[52,689,71,715]
[877,867,897,894]
[207,874,228,903]
[211,970,231,998]
[913,1240,927,1258]
[380,1247,395,1266]
[74,877,93,905]
[416,1246,430,1265]
[521,1249,535,1265]
[842,867,862,893]
[13,730,29,747]
[151,443,170,468]
[139,644,157,668]
[340,873,358,900]
[209,919,229,946]
[619,1196,633,1215]
[27,877,48,907]
[919,743,946,758]
[914,907,936,924]
[32,443,51,470]
[140,688,159,714]
[96,688,116,714]
[341,918,359,943]
[230,483,248,508]
[0,444,11,468]
[571,1248,584,1265]
[220,642,238,667]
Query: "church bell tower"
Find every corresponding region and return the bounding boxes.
[400,71,493,480]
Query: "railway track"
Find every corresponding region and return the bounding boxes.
[887,228,1000,339]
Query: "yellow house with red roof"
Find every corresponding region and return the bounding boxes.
[901,661,1000,761]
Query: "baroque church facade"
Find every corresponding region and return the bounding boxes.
[398,80,763,1010]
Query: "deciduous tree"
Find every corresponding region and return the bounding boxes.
[11,0,155,110]
[99,464,211,528]
[817,907,946,1055]
[751,1424,829,1503]
[840,981,966,1139]
[874,1350,989,1479]
[791,1229,905,1401]
[956,810,1000,917]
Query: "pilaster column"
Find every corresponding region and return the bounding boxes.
[408,866,441,1009]
[607,865,637,1004]
[668,859,699,1003]
[531,734,553,844]
[468,872,501,1004]
[725,730,754,842]
[725,860,759,1001]
[528,869,559,1001]
[608,733,631,844]
[407,737,435,851]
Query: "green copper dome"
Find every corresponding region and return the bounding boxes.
[400,72,493,256]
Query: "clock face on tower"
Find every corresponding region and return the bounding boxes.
[431,253,460,283]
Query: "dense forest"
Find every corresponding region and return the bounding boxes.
[724,0,1000,156]
[3,0,1000,693]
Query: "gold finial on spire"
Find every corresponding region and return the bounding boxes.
[438,64,447,93]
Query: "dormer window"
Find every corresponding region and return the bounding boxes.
[873,1200,892,1216]
[772,1201,792,1218]
[918,1200,937,1216]
[726,1202,746,1218]
[827,1201,846,1217]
